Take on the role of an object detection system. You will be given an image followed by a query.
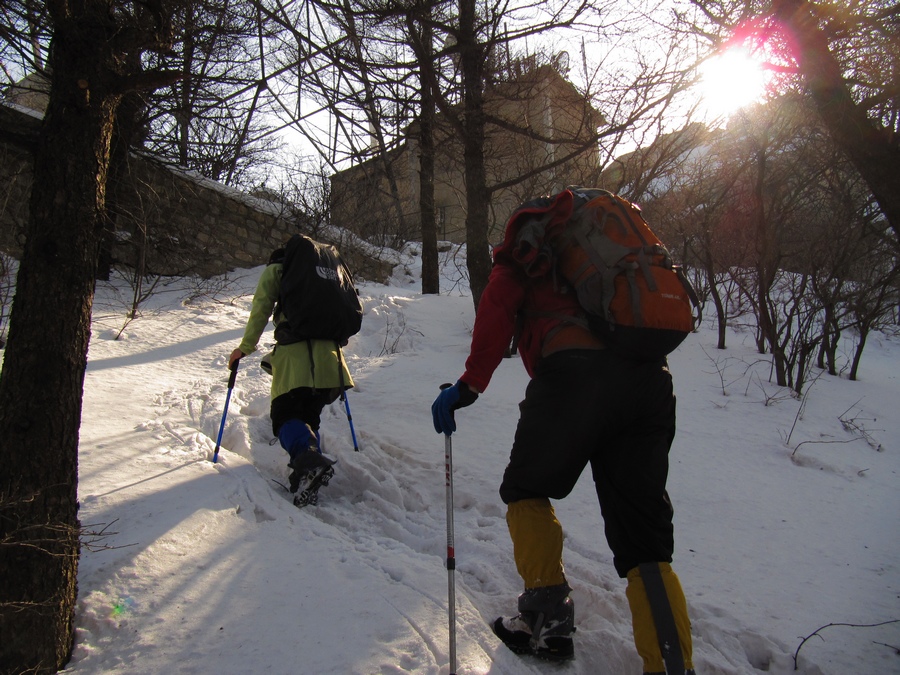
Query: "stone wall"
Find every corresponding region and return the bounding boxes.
[0,102,392,283]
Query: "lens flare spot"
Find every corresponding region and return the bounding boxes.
[111,596,135,617]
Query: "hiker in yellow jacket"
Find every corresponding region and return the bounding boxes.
[229,237,358,504]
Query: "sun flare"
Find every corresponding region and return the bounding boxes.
[698,47,768,120]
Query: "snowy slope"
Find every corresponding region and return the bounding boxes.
[52,248,900,674]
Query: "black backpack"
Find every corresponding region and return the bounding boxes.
[271,234,363,346]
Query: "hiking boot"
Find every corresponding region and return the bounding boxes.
[491,583,575,662]
[292,463,335,507]
[287,449,335,494]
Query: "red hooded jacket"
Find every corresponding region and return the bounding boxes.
[459,191,604,393]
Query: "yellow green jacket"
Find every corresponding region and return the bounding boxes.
[239,263,354,399]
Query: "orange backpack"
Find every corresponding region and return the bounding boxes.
[505,187,700,360]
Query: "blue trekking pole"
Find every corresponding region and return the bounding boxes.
[213,360,239,463]
[341,391,359,452]
[337,347,359,451]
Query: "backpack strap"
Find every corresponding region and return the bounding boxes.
[525,309,590,332]
[636,247,658,292]
[624,265,645,327]
[307,340,316,386]
[675,266,703,329]
[509,309,526,357]
[520,309,593,356]
[335,341,346,391]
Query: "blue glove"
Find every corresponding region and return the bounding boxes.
[432,381,479,435]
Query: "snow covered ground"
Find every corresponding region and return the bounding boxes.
[31,245,899,674]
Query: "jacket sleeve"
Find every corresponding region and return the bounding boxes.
[459,262,525,393]
[238,263,282,355]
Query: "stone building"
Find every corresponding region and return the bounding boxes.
[330,63,603,246]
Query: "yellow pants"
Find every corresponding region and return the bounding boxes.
[506,498,567,588]
[507,499,693,672]
[626,563,694,672]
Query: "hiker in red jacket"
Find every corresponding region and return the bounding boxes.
[432,189,695,674]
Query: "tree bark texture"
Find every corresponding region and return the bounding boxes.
[0,10,120,672]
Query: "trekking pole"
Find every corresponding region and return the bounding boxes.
[337,345,359,451]
[341,391,359,451]
[438,383,458,674]
[445,431,457,675]
[213,360,239,463]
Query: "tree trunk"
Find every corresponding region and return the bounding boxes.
[419,128,439,294]
[702,249,727,349]
[458,0,493,308]
[849,327,869,381]
[817,303,840,375]
[411,17,440,295]
[0,15,120,673]
[103,66,145,282]
[749,147,789,385]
